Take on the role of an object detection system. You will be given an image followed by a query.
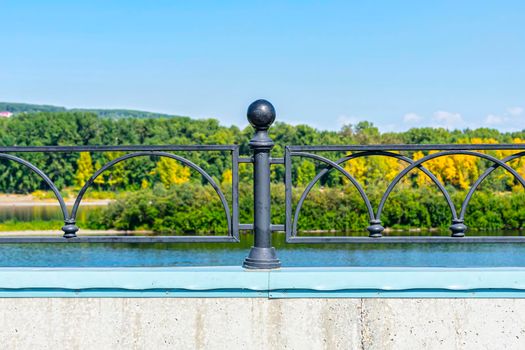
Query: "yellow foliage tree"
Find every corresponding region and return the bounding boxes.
[75,152,94,187]
[221,169,233,186]
[412,151,431,187]
[415,151,480,190]
[93,160,104,186]
[500,138,525,189]
[104,152,128,189]
[342,153,403,189]
[343,156,367,185]
[155,157,191,187]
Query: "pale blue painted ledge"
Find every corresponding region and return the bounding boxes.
[1,266,525,298]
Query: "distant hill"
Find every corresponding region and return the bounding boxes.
[0,102,183,119]
[0,102,66,114]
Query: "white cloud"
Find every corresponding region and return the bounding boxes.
[432,110,464,129]
[482,107,525,130]
[280,118,304,126]
[403,113,423,124]
[507,107,524,116]
[485,114,504,125]
[334,105,523,132]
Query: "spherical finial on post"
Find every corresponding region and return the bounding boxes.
[247,99,276,130]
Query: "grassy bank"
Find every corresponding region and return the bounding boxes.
[0,220,66,231]
[85,183,525,233]
[2,183,525,233]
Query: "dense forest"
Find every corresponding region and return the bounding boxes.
[1,108,525,232]
[0,102,183,119]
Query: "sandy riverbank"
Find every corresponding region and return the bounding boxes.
[0,194,112,207]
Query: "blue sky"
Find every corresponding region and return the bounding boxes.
[1,1,524,131]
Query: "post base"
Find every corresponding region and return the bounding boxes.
[367,219,384,238]
[62,220,79,239]
[243,247,281,269]
[449,219,467,237]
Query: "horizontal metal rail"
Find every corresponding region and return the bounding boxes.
[1,235,524,244]
[239,224,285,231]
[237,157,284,164]
[0,236,239,244]
[0,145,237,152]
[288,144,525,151]
[287,236,525,243]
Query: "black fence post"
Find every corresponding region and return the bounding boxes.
[243,100,281,269]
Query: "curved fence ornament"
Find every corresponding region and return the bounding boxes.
[285,143,525,244]
[0,154,78,238]
[291,152,375,219]
[0,153,68,220]
[377,150,525,237]
[70,151,233,238]
[0,145,239,243]
[460,151,525,220]
[290,151,456,238]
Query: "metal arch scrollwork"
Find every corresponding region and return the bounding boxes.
[460,151,525,221]
[285,145,525,243]
[289,151,456,238]
[0,153,68,220]
[0,153,81,238]
[70,151,235,240]
[0,145,239,243]
[290,152,375,219]
[377,150,525,236]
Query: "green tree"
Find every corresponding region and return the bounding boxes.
[296,160,316,186]
[221,169,233,186]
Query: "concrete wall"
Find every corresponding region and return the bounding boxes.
[1,298,524,350]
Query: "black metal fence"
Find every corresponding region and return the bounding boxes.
[0,145,240,243]
[2,99,525,269]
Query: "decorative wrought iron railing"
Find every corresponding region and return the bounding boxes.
[0,145,240,243]
[1,99,525,269]
[285,144,525,244]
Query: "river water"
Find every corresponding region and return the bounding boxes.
[1,232,525,267]
[0,204,100,222]
[1,206,525,267]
